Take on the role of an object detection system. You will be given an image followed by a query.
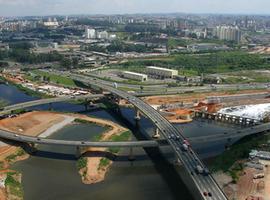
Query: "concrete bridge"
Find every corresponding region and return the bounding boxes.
[0,78,269,199]
[0,93,105,115]
[194,111,262,126]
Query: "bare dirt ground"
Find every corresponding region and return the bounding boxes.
[0,111,128,196]
[143,89,270,105]
[0,111,66,137]
[216,164,270,200]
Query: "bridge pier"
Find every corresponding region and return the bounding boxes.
[75,146,81,158]
[128,147,135,161]
[49,103,53,111]
[152,128,160,139]
[134,108,141,121]
[29,142,38,154]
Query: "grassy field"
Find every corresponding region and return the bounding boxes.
[31,70,77,87]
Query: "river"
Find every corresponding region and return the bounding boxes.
[0,84,242,200]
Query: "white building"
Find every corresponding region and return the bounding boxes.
[214,26,242,43]
[85,28,96,39]
[146,66,178,78]
[122,71,148,82]
[97,31,109,39]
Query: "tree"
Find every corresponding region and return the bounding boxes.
[61,58,72,69]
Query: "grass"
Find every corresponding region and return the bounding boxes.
[99,158,110,169]
[0,98,9,109]
[5,172,23,198]
[15,83,52,99]
[210,134,270,182]
[31,70,77,87]
[5,148,26,162]
[108,131,132,154]
[77,157,87,170]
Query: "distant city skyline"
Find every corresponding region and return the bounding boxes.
[0,0,269,17]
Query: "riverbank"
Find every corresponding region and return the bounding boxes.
[0,110,130,199]
[210,133,270,200]
[70,114,129,184]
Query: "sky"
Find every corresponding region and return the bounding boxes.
[0,0,269,16]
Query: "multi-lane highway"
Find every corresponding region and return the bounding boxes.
[55,71,228,200]
[0,129,159,148]
[0,93,104,115]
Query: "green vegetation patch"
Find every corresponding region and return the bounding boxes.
[108,131,131,154]
[31,70,76,87]
[0,98,9,109]
[99,158,110,169]
[5,148,26,162]
[210,134,270,178]
[77,157,87,170]
[5,172,23,198]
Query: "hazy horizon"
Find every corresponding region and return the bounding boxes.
[0,0,269,17]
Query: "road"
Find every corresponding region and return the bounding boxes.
[0,129,159,148]
[0,94,104,115]
[55,71,228,200]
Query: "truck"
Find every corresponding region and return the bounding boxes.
[253,173,264,179]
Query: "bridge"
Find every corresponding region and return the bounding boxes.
[0,93,105,115]
[3,71,270,200]
[51,71,228,200]
[194,111,262,126]
[1,72,270,199]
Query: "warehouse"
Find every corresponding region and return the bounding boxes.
[146,66,178,78]
[121,71,148,82]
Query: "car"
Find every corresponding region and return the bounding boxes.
[81,141,85,145]
[14,134,19,137]
[191,171,194,176]
[208,192,212,197]
[176,147,180,151]
[176,135,180,140]
[37,138,41,141]
[203,192,208,196]
[203,168,210,176]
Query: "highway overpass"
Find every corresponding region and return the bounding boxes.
[0,93,105,115]
[0,129,159,148]
[55,71,228,200]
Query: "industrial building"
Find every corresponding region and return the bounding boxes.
[146,66,178,78]
[121,71,148,82]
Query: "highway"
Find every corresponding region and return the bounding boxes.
[190,122,270,143]
[56,71,228,200]
[0,129,159,148]
[0,94,104,115]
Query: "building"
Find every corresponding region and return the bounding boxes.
[97,31,109,39]
[43,17,59,28]
[85,28,96,39]
[214,26,242,43]
[0,43,9,51]
[146,66,178,78]
[121,71,148,82]
[250,150,270,160]
[187,43,229,52]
